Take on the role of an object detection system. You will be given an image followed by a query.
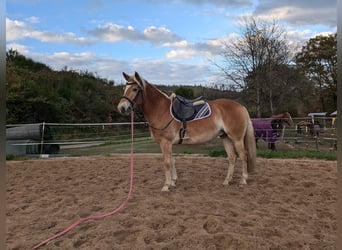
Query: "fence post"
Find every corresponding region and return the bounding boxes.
[315,135,319,151]
[40,122,45,155]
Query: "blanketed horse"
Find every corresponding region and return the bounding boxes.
[252,112,293,150]
[117,72,256,192]
[252,119,283,150]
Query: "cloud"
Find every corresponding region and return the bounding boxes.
[166,49,196,59]
[6,18,28,40]
[130,59,213,85]
[7,43,214,85]
[6,17,95,45]
[87,23,145,42]
[143,26,181,44]
[6,16,223,61]
[26,16,40,23]
[28,50,131,81]
[253,0,336,27]
[87,23,183,45]
[182,0,251,7]
[6,43,31,54]
[164,34,238,59]
[32,31,94,44]
[143,0,252,8]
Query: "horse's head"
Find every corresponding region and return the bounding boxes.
[271,119,283,137]
[271,112,294,126]
[283,112,294,126]
[117,72,146,115]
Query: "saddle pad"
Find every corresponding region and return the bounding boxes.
[170,102,211,122]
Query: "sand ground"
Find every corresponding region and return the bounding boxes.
[6,155,337,249]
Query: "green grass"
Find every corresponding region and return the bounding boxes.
[208,149,336,161]
[257,149,336,160]
[6,154,30,161]
[10,135,337,161]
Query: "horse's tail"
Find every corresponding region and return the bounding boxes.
[244,118,257,172]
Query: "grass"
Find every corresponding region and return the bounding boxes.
[58,138,336,161]
[208,148,336,161]
[7,136,337,161]
[257,149,336,160]
[6,154,30,161]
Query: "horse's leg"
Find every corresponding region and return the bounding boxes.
[159,141,173,192]
[233,139,248,185]
[171,157,177,187]
[222,137,237,185]
[268,142,275,150]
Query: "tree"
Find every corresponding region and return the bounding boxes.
[295,33,337,112]
[215,17,291,117]
[174,86,194,98]
[6,50,119,123]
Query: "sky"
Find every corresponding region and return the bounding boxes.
[6,0,337,86]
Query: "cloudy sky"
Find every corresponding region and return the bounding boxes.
[6,0,336,85]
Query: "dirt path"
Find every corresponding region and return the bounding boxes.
[6,155,337,249]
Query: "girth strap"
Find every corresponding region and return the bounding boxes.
[178,120,187,144]
[170,94,210,144]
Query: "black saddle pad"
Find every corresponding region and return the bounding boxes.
[170,99,211,122]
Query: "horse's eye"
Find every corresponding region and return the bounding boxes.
[133,88,138,92]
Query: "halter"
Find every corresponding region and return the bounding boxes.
[120,80,174,131]
[120,81,142,111]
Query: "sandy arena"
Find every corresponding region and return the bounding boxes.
[6,155,337,249]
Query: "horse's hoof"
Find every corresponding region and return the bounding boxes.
[239,180,247,185]
[222,180,230,186]
[171,180,177,187]
[161,186,170,192]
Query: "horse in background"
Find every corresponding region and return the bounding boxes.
[270,112,294,127]
[252,112,293,150]
[117,72,256,192]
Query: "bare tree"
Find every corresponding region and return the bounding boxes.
[215,17,291,117]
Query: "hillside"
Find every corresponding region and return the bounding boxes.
[6,50,239,124]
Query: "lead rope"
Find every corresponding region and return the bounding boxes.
[32,112,135,249]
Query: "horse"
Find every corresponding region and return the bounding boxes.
[117,72,256,192]
[252,118,283,150]
[296,120,320,137]
[270,112,294,141]
[252,112,293,150]
[270,112,294,127]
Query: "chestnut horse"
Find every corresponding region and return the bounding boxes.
[270,111,294,144]
[270,112,294,127]
[117,72,256,192]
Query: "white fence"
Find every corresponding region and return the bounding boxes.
[6,116,337,157]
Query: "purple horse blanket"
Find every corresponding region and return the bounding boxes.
[252,119,279,143]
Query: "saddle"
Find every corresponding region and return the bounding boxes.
[171,95,205,144]
[172,95,205,120]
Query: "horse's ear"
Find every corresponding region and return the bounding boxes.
[122,72,130,81]
[134,71,145,88]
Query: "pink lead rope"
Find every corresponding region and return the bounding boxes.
[32,112,135,249]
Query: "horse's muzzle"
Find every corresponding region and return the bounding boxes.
[117,101,132,115]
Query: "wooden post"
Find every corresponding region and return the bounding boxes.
[315,135,319,151]
[40,122,45,155]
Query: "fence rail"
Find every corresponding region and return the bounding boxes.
[6,116,337,157]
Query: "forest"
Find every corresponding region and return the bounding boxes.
[6,31,336,124]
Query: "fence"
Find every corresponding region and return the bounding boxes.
[281,117,337,152]
[5,116,337,157]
